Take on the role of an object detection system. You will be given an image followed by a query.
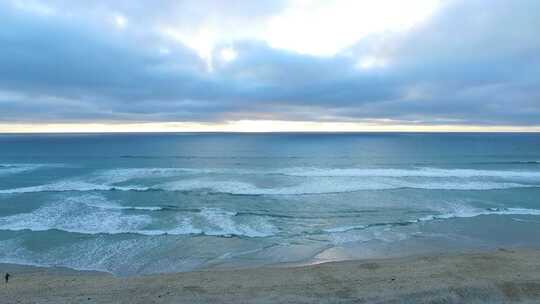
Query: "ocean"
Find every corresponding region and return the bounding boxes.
[0,132,539,275]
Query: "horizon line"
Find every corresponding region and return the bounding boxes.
[2,130,540,135]
[1,120,540,133]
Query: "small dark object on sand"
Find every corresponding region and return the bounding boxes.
[5,273,10,284]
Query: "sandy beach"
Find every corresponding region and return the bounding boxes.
[1,249,539,303]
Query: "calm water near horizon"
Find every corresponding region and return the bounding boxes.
[0,132,539,275]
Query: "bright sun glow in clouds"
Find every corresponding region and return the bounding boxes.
[114,14,128,29]
[159,0,441,69]
[220,47,237,62]
[264,0,441,56]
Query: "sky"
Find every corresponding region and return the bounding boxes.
[0,0,539,132]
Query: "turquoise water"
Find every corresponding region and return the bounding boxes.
[0,133,539,275]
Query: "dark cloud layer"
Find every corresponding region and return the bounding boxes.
[0,0,539,126]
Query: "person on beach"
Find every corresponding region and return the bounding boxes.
[5,273,10,284]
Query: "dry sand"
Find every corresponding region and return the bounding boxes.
[1,249,540,303]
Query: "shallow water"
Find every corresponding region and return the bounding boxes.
[0,132,539,275]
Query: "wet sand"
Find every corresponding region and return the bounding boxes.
[1,249,540,303]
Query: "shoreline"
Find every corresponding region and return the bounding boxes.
[2,248,540,303]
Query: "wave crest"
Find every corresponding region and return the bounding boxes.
[0,195,275,238]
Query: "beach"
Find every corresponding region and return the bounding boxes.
[2,249,540,303]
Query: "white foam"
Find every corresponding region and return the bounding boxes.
[416,207,540,222]
[0,194,275,237]
[146,211,276,238]
[0,237,164,275]
[2,165,539,195]
[115,206,163,211]
[84,197,163,211]
[0,194,198,236]
[0,195,153,234]
[198,208,275,237]
[90,168,204,184]
[89,167,267,186]
[161,217,203,235]
[0,164,47,176]
[0,181,148,194]
[134,208,276,237]
[323,207,540,235]
[161,178,533,195]
[93,166,540,179]
[0,178,533,195]
[394,181,531,191]
[512,218,540,224]
[276,167,540,179]
[161,180,263,194]
[324,225,366,233]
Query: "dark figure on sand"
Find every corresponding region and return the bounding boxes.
[5,273,10,284]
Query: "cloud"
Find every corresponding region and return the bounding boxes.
[0,0,539,127]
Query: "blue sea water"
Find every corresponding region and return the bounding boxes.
[0,132,539,275]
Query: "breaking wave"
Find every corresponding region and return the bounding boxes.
[0,179,535,195]
[0,181,148,194]
[0,195,275,238]
[323,207,540,234]
[1,166,539,195]
[275,167,540,178]
[0,163,55,176]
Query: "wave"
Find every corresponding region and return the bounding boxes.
[415,207,540,222]
[116,156,540,164]
[4,165,540,183]
[196,208,275,237]
[323,207,540,234]
[411,160,540,166]
[0,195,153,235]
[75,193,165,211]
[0,163,48,176]
[0,179,535,195]
[0,238,152,275]
[0,181,148,194]
[94,166,540,179]
[83,199,164,211]
[2,165,539,195]
[2,191,539,242]
[275,167,540,178]
[160,179,534,195]
[88,168,210,185]
[126,208,275,238]
[237,210,379,219]
[511,218,540,224]
[324,225,367,233]
[0,195,275,238]
[467,160,540,165]
[86,167,267,186]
